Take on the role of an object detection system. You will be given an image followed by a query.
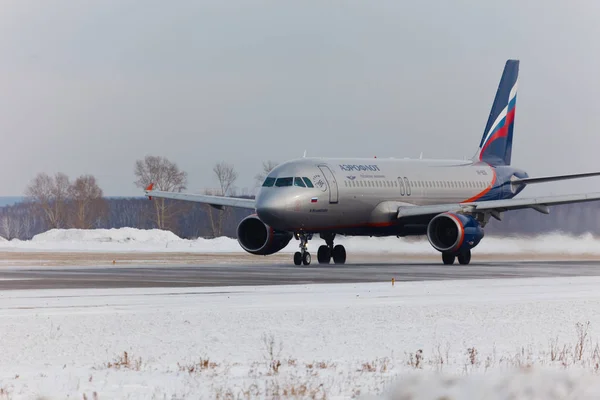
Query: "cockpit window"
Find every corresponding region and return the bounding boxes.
[294,177,306,187]
[302,177,314,188]
[262,177,276,187]
[275,177,293,187]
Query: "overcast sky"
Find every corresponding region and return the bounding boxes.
[1,0,600,197]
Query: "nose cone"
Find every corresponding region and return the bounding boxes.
[256,192,287,229]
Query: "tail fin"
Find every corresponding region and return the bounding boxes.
[475,59,519,166]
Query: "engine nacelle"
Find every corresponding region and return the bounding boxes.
[426,213,484,253]
[236,215,293,255]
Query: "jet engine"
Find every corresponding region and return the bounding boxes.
[236,215,293,255]
[426,213,484,253]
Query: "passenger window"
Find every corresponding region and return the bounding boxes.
[275,177,293,187]
[294,177,306,187]
[262,177,276,187]
[302,177,314,188]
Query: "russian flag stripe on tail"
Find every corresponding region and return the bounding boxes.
[475,60,519,166]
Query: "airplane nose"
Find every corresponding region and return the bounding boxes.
[256,194,287,228]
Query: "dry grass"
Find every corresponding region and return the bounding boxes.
[0,387,11,400]
[178,358,219,374]
[88,323,600,398]
[105,351,142,371]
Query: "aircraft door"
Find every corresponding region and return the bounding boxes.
[317,165,339,204]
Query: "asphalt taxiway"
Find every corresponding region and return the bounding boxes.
[0,260,600,289]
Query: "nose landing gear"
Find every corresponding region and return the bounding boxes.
[293,233,312,266]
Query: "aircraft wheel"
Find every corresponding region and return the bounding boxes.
[317,245,331,264]
[457,250,471,265]
[332,245,346,264]
[302,252,311,266]
[442,252,455,265]
[293,252,302,266]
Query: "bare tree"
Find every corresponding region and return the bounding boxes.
[134,155,188,230]
[0,214,21,240]
[255,160,278,186]
[204,188,223,238]
[25,172,71,229]
[204,162,238,238]
[68,175,108,229]
[213,162,238,196]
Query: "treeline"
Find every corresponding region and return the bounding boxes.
[0,198,253,240]
[485,202,600,236]
[3,196,600,241]
[0,155,272,240]
[2,154,600,240]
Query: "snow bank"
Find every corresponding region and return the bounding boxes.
[1,228,600,255]
[32,227,181,244]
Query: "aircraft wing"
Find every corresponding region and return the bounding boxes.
[513,171,600,185]
[144,184,256,210]
[397,192,600,219]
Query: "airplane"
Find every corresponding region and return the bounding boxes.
[145,59,600,266]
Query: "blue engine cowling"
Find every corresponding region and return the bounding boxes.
[237,215,293,255]
[426,213,484,253]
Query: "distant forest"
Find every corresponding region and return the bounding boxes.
[0,197,599,240]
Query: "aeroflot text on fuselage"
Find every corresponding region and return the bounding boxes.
[338,164,381,172]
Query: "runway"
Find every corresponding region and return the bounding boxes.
[1,260,600,289]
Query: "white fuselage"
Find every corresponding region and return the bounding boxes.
[255,157,527,236]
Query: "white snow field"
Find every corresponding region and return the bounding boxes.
[2,277,600,398]
[1,228,600,256]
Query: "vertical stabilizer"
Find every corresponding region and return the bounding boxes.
[474,60,519,166]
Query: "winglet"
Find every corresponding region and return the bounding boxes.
[145,183,154,200]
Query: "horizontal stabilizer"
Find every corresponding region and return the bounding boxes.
[514,171,600,185]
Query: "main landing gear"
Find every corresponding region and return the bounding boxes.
[317,233,346,265]
[441,249,471,265]
[292,233,347,266]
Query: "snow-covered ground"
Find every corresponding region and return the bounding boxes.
[1,228,600,256]
[2,277,600,398]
